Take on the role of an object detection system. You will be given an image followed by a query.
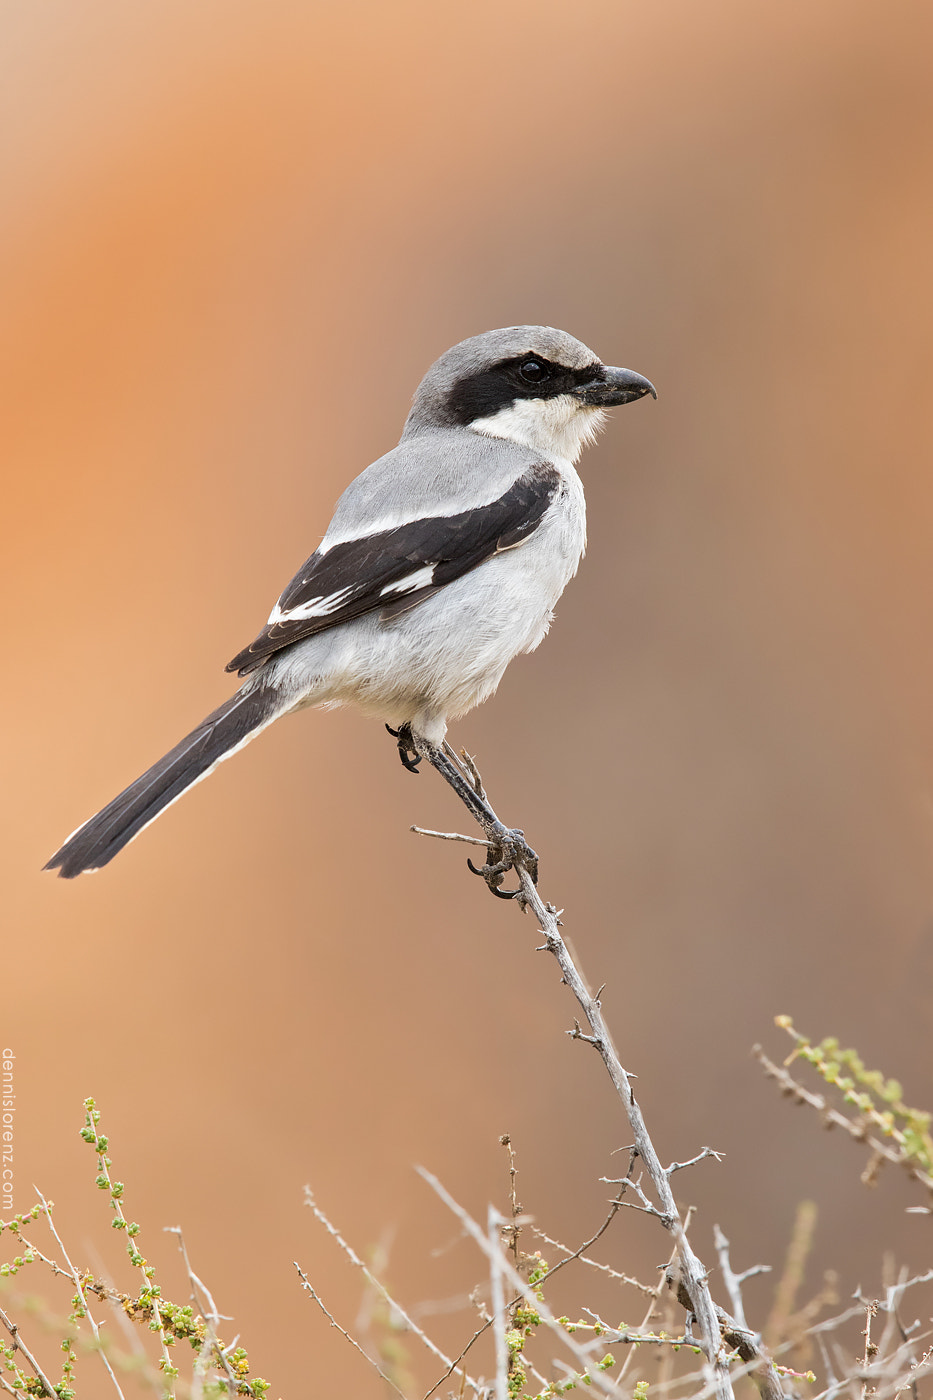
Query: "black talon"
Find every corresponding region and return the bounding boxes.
[467,857,502,885]
[467,849,526,899]
[386,722,422,772]
[467,856,509,879]
[406,729,540,899]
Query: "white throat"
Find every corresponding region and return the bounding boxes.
[468,395,607,463]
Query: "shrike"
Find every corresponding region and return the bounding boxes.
[46,326,655,891]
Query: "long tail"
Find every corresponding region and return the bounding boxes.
[45,681,285,878]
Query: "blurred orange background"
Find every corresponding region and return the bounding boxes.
[4,2,933,1393]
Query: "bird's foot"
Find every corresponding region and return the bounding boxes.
[386,723,422,773]
[467,821,539,900]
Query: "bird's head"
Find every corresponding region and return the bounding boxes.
[405,325,656,462]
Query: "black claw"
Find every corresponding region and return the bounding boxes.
[387,721,421,772]
[468,861,511,897]
[467,856,510,879]
[467,847,529,900]
[467,856,502,882]
[408,731,539,900]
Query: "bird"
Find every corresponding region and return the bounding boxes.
[45,326,655,887]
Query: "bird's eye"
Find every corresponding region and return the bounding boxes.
[519,358,548,383]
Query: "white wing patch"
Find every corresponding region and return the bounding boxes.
[268,585,356,625]
[379,565,436,598]
[318,489,509,555]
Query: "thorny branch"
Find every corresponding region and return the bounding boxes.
[412,749,788,1400]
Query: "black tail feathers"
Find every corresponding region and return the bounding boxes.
[45,684,281,878]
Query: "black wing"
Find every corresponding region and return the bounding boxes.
[226,464,560,676]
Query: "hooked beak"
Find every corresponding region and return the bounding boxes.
[573,365,657,407]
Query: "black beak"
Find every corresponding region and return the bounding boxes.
[573,365,657,407]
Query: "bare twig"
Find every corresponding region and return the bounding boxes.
[668,1147,725,1175]
[410,826,493,848]
[884,1268,933,1309]
[533,1226,656,1295]
[302,1186,481,1391]
[295,1264,409,1400]
[421,1316,498,1400]
[498,1134,522,1273]
[487,1205,508,1400]
[806,1303,872,1339]
[893,1343,933,1400]
[714,1223,771,1333]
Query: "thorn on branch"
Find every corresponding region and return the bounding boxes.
[667,1147,725,1175]
[569,1023,602,1049]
